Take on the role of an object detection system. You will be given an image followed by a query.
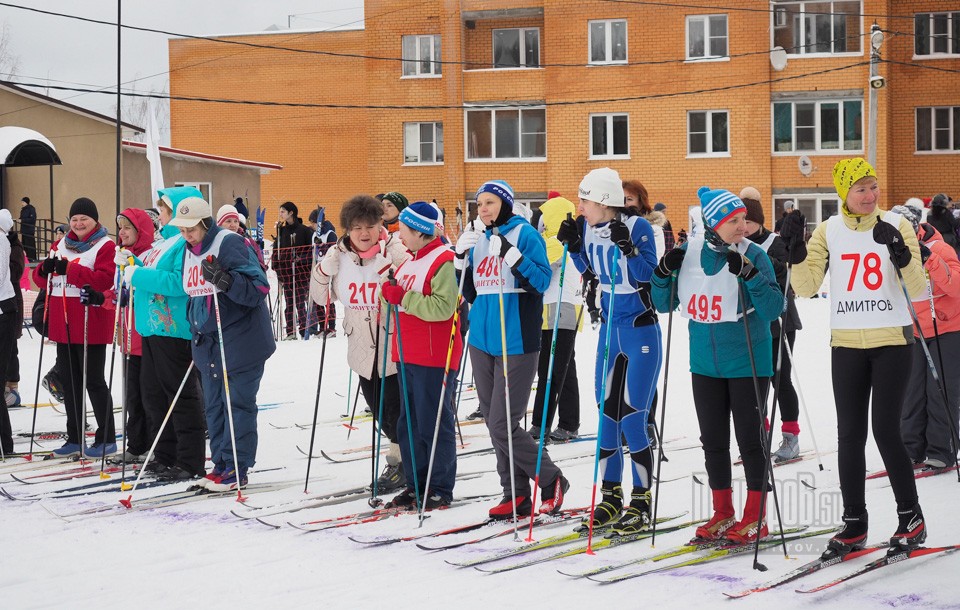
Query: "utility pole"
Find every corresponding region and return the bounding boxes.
[867,23,884,167]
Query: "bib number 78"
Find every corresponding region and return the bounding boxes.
[687,293,722,321]
[840,252,883,291]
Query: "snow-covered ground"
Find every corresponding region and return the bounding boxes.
[2,295,958,609]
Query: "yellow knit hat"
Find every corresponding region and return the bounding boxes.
[832,158,877,202]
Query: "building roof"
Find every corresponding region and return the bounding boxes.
[122,140,282,174]
[0,80,143,133]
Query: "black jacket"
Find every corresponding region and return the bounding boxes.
[19,204,36,236]
[926,206,958,249]
[272,217,314,270]
[749,227,802,335]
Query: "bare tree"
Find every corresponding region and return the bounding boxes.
[0,21,21,79]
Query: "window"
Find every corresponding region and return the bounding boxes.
[402,35,441,77]
[590,114,629,158]
[493,28,539,68]
[916,107,960,152]
[404,122,444,164]
[772,99,862,153]
[687,15,728,60]
[774,195,839,233]
[465,107,546,161]
[688,110,729,156]
[589,19,628,64]
[915,12,960,57]
[773,2,862,55]
[175,182,212,203]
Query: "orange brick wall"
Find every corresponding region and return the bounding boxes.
[169,0,960,236]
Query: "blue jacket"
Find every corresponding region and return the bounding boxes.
[651,240,783,378]
[462,214,551,355]
[186,226,275,373]
[570,214,659,328]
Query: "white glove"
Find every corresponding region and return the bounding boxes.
[489,234,522,268]
[319,251,340,277]
[114,247,134,267]
[455,230,480,257]
[123,264,136,285]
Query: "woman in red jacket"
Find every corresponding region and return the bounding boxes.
[33,198,117,458]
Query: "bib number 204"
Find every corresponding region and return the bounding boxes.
[687,294,722,321]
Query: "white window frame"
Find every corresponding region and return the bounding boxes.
[401,34,442,78]
[175,182,212,204]
[589,113,630,159]
[771,99,864,155]
[403,122,444,165]
[687,110,730,157]
[914,12,960,59]
[492,28,540,69]
[915,106,960,154]
[770,1,864,57]
[588,19,628,65]
[773,194,840,231]
[463,106,547,163]
[685,14,729,61]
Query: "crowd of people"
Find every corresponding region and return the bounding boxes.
[2,157,957,559]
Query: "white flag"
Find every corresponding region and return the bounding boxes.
[146,111,164,206]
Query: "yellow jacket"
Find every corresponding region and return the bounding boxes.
[790,204,925,349]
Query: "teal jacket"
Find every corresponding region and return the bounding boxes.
[651,240,783,379]
[127,187,200,340]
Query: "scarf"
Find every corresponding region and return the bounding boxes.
[63,225,108,253]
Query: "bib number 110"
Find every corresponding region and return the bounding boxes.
[687,294,722,321]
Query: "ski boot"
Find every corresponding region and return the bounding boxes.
[489,494,532,520]
[772,433,800,462]
[692,488,736,543]
[385,487,417,510]
[466,408,483,421]
[889,504,926,552]
[42,369,65,403]
[613,490,652,535]
[548,427,579,443]
[4,388,20,408]
[725,490,768,544]
[583,481,623,529]
[539,474,569,514]
[375,462,406,493]
[821,509,868,560]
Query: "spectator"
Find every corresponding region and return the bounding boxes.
[926,194,958,251]
[272,201,313,340]
[0,210,16,454]
[307,207,338,337]
[653,203,675,250]
[19,196,36,261]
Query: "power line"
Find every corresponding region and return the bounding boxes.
[5,61,869,111]
[596,0,918,21]
[881,57,960,75]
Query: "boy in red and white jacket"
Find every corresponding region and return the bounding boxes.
[381,202,462,509]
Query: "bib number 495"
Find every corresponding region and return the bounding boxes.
[840,252,883,291]
[687,293,722,322]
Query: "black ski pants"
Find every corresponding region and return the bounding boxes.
[531,328,580,433]
[59,342,113,445]
[357,371,401,443]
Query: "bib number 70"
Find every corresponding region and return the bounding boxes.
[687,293,722,321]
[840,252,883,291]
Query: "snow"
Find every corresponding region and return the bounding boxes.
[3,296,959,609]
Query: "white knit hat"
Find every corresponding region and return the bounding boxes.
[216,204,245,227]
[578,168,624,207]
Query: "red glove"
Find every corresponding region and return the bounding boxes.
[382,283,406,306]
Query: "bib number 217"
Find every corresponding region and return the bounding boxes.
[687,294,722,321]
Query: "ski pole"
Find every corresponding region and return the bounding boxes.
[121,285,135,482]
[736,276,789,570]
[391,271,421,511]
[58,260,82,462]
[26,274,53,461]
[211,284,246,502]
[81,304,90,458]
[99,268,124,478]
[418,254,469,527]
[782,339,824,470]
[492,226,520,540]
[370,301,389,507]
[587,245,620,554]
[526,238,570,540]
[922,272,960,480]
[452,331,469,446]
[650,274,676,547]
[304,289,332,494]
[119,361,195,502]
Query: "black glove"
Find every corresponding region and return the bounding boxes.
[39,257,56,277]
[873,222,911,268]
[608,219,637,258]
[726,250,759,281]
[654,248,686,279]
[116,285,130,308]
[79,285,105,307]
[201,256,234,292]
[920,243,932,264]
[779,211,806,243]
[556,216,582,253]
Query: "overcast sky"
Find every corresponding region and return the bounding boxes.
[0,1,364,137]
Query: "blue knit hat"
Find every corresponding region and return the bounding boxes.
[476,180,515,209]
[399,201,439,236]
[699,186,745,229]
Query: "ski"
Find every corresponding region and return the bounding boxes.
[866,462,925,480]
[590,527,836,584]
[477,518,704,574]
[11,462,140,484]
[230,485,370,520]
[444,512,687,568]
[723,543,889,598]
[350,506,592,546]
[796,544,960,593]
[1,475,176,501]
[287,493,496,532]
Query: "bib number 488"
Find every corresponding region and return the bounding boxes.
[840,252,883,291]
[687,293,722,322]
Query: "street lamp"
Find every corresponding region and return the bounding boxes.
[867,23,883,167]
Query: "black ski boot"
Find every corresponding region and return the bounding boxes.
[822,509,868,560]
[889,504,926,552]
[613,490,652,535]
[583,481,623,529]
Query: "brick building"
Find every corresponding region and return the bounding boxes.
[169,0,960,234]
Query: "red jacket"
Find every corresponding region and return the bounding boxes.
[32,227,116,345]
[914,224,960,338]
[104,209,157,356]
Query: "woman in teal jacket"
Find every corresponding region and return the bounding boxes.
[125,186,207,480]
[651,187,782,544]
